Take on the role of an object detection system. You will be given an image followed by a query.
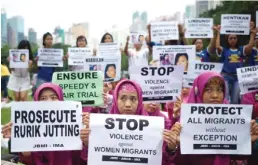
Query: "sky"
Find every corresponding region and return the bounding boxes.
[1,0,195,41]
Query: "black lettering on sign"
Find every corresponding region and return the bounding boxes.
[190,106,242,115]
[141,67,174,76]
[104,118,149,131]
[195,63,215,70]
[240,66,258,73]
[56,72,98,81]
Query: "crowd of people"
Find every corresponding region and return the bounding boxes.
[1,17,258,165]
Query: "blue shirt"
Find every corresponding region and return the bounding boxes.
[196,48,210,62]
[218,46,245,74]
[35,51,55,82]
[249,48,258,66]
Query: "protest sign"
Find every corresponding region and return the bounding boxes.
[221,14,251,35]
[180,104,252,155]
[84,56,121,82]
[68,48,92,66]
[130,32,146,44]
[151,21,179,42]
[153,45,195,72]
[9,49,29,68]
[11,101,82,152]
[52,71,104,106]
[185,18,213,38]
[237,66,258,94]
[183,62,223,87]
[37,48,63,67]
[88,114,164,165]
[129,65,184,102]
[97,43,121,57]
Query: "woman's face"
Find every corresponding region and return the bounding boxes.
[202,77,224,104]
[182,87,190,96]
[39,89,59,101]
[228,34,237,48]
[164,55,169,60]
[44,35,53,48]
[104,34,113,43]
[77,38,87,47]
[118,90,138,114]
[195,39,203,51]
[144,103,159,113]
[176,55,188,71]
[106,66,116,78]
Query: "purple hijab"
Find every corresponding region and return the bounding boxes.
[109,79,148,115]
[175,72,230,165]
[20,83,85,165]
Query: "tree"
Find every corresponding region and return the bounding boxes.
[52,43,71,71]
[1,45,10,65]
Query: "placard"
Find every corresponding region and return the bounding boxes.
[221,14,251,35]
[151,21,179,42]
[183,62,223,87]
[97,43,121,57]
[11,101,82,152]
[68,48,92,66]
[88,114,164,165]
[180,104,252,155]
[129,65,184,103]
[52,71,104,106]
[153,45,196,72]
[237,66,258,94]
[85,56,121,82]
[185,18,213,38]
[37,48,63,67]
[9,49,29,68]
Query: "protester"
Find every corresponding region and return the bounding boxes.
[1,63,10,102]
[2,83,89,165]
[81,79,177,165]
[216,25,257,104]
[100,33,113,43]
[167,72,258,165]
[7,40,33,101]
[248,37,258,66]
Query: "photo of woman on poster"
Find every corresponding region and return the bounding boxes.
[174,53,189,72]
[105,64,116,79]
[20,54,26,62]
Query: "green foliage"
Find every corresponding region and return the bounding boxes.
[121,53,128,71]
[1,45,10,65]
[52,43,71,71]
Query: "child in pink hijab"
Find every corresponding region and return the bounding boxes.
[169,72,258,165]
[17,83,88,165]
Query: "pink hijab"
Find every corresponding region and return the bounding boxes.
[186,72,230,165]
[34,83,64,101]
[109,79,148,115]
[241,91,258,105]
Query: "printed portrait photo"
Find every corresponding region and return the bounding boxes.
[105,64,116,79]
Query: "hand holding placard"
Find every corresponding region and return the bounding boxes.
[81,112,90,146]
[163,130,178,150]
[251,120,258,142]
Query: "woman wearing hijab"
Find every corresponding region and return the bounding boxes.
[167,72,258,165]
[81,79,177,165]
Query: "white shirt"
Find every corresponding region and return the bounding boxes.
[127,47,149,68]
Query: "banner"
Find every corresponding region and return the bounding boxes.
[153,45,195,72]
[237,66,258,94]
[88,114,164,165]
[129,66,184,102]
[38,48,63,67]
[151,21,179,41]
[185,18,213,38]
[84,56,121,82]
[180,104,252,155]
[97,43,121,57]
[221,14,251,35]
[11,101,82,152]
[183,62,223,87]
[52,71,104,106]
[68,48,92,66]
[9,49,29,68]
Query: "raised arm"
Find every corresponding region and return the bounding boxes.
[124,36,130,56]
[244,23,257,55]
[178,24,188,45]
[215,25,223,55]
[207,25,219,54]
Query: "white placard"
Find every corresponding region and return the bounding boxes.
[88,114,164,165]
[130,32,145,44]
[129,65,184,103]
[9,49,29,68]
[237,66,258,94]
[153,45,196,72]
[68,48,92,66]
[84,56,121,82]
[185,18,213,38]
[221,14,251,35]
[183,62,223,87]
[97,43,120,56]
[151,21,179,42]
[180,104,252,155]
[11,101,82,152]
[37,48,63,67]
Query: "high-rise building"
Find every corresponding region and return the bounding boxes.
[132,11,140,23]
[185,4,196,18]
[28,28,37,44]
[7,16,25,45]
[208,0,222,10]
[195,0,209,17]
[1,9,8,47]
[106,25,129,47]
[69,23,89,44]
[130,11,148,32]
[141,12,148,29]
[7,23,16,48]
[54,26,65,44]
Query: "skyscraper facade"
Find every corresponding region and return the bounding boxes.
[185,5,196,18]
[1,9,8,47]
[28,28,37,44]
[195,0,209,17]
[7,16,25,45]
